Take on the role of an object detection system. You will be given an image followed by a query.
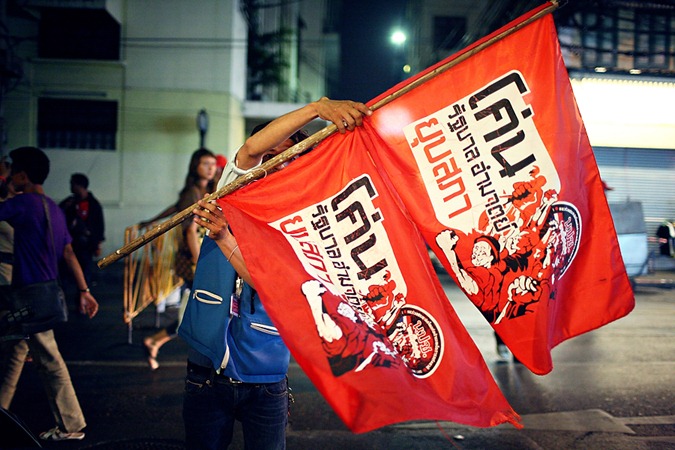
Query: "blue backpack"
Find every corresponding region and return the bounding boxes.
[178,238,290,383]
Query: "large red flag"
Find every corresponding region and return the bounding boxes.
[366,6,634,374]
[220,128,520,433]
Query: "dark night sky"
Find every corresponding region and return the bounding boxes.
[335,0,408,103]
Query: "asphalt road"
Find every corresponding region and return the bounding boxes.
[3,263,674,450]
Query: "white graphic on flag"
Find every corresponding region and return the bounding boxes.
[270,175,443,377]
[270,175,406,311]
[404,70,561,232]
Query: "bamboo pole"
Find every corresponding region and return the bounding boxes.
[98,0,559,270]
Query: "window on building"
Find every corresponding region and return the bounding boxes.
[38,98,118,150]
[635,9,671,69]
[433,16,466,51]
[38,8,120,60]
[580,9,618,68]
[560,4,675,73]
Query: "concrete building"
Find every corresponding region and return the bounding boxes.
[1,0,674,258]
[0,0,336,254]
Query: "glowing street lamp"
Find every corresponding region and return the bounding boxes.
[390,30,407,46]
[390,29,409,83]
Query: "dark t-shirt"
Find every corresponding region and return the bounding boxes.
[0,193,71,286]
[59,192,105,253]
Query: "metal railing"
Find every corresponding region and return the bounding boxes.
[123,224,183,343]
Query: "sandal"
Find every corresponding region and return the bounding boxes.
[144,337,160,370]
[39,426,85,441]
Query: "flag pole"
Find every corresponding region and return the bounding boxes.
[97,0,560,270]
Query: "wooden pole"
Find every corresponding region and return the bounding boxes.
[98,0,560,270]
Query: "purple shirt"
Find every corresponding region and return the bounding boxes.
[0,193,71,287]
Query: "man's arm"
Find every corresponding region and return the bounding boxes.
[192,199,253,286]
[236,97,371,170]
[63,243,99,318]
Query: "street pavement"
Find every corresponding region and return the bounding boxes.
[3,262,674,450]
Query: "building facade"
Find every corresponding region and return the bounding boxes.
[0,0,335,253]
[403,0,675,249]
[1,0,674,256]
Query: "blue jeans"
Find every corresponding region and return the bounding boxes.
[183,363,288,450]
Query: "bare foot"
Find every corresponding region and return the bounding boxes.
[144,337,160,370]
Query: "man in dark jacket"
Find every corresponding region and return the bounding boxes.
[59,173,105,296]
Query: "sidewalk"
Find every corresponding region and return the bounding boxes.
[634,269,675,288]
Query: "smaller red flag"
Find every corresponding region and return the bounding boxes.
[221,128,520,432]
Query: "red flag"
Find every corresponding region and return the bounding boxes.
[221,128,520,433]
[367,8,634,374]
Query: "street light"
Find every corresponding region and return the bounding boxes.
[390,29,408,82]
[390,30,407,46]
[197,108,208,148]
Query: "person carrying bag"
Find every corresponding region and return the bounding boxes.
[8,196,68,334]
[0,147,98,442]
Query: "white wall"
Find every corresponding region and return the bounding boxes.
[571,77,675,150]
[5,0,249,256]
[123,1,242,93]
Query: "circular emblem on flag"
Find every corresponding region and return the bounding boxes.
[387,305,443,379]
[543,201,582,280]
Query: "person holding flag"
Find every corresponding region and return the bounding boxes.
[178,97,371,450]
[98,0,634,437]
